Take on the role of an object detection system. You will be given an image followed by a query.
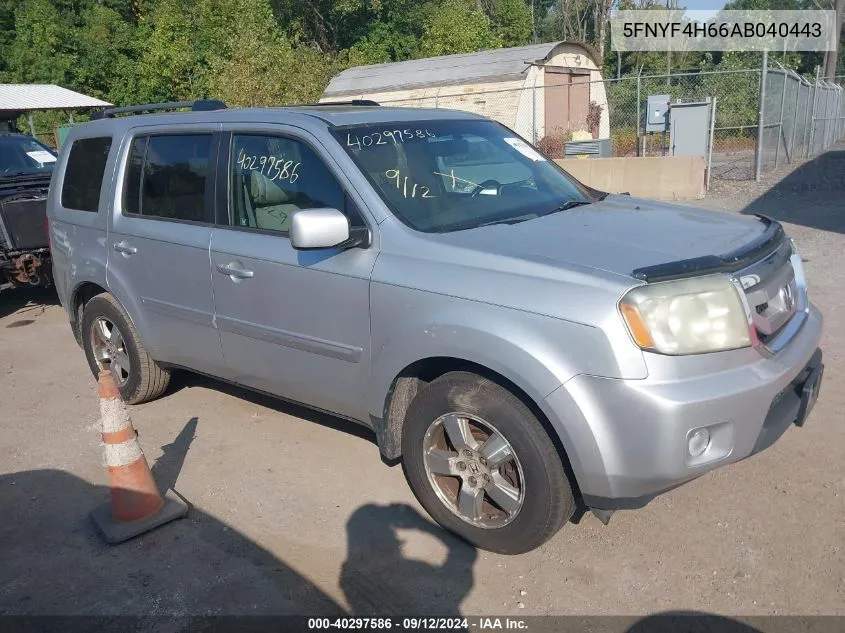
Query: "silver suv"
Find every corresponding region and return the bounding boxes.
[48,100,824,554]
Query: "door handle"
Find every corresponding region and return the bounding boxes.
[113,241,137,255]
[216,262,254,280]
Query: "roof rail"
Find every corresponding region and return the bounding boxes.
[295,100,380,107]
[90,99,227,120]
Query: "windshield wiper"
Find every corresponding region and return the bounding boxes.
[544,200,592,215]
[474,213,539,228]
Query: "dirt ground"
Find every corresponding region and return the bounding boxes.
[1,146,843,625]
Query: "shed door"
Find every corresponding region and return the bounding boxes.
[544,67,590,137]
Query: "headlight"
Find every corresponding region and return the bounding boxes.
[619,274,753,355]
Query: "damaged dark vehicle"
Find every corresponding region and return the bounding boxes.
[0,133,55,292]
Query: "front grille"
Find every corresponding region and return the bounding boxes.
[735,239,805,348]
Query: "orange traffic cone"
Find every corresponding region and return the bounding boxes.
[90,370,188,543]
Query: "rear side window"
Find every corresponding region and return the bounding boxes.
[122,134,212,223]
[61,137,112,212]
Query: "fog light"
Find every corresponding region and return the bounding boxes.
[688,428,711,457]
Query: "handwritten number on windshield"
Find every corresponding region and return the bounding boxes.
[385,169,435,199]
[348,129,436,150]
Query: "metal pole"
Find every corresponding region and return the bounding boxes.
[636,71,642,157]
[755,50,768,181]
[789,74,801,164]
[707,97,716,191]
[808,66,820,157]
[775,70,787,168]
[531,75,537,145]
[803,81,813,158]
[27,113,36,137]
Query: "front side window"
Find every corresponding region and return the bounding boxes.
[229,133,346,234]
[61,136,111,212]
[331,120,593,233]
[122,134,212,222]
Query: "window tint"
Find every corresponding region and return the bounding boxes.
[61,137,112,212]
[122,134,212,222]
[229,134,346,234]
[0,135,56,175]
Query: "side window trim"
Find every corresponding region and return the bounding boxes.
[119,131,219,226]
[217,129,368,237]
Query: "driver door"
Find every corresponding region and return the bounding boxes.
[209,126,377,421]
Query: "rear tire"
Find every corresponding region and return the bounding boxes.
[81,293,170,404]
[401,371,575,554]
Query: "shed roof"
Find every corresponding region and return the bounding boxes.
[0,84,112,113]
[323,41,600,97]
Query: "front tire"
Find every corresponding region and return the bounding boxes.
[81,293,170,404]
[401,371,575,554]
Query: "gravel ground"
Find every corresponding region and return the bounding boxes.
[1,147,843,626]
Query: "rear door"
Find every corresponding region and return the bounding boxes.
[209,125,377,421]
[107,125,226,375]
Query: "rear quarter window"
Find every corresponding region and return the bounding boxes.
[61,136,113,212]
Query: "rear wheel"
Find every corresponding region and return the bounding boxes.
[81,293,170,404]
[401,371,575,554]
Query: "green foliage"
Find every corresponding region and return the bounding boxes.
[207,0,337,105]
[419,0,500,57]
[490,0,532,47]
[4,0,74,84]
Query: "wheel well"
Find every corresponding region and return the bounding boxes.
[380,357,581,500]
[70,282,107,345]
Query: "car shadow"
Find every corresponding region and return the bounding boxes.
[167,371,378,447]
[743,147,845,234]
[0,286,59,321]
[625,612,763,632]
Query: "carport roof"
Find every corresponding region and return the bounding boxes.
[323,41,601,97]
[0,84,112,113]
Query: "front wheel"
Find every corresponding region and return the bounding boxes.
[401,372,575,554]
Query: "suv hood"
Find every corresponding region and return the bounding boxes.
[436,195,767,280]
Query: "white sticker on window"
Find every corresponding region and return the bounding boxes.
[26,150,57,164]
[504,137,546,162]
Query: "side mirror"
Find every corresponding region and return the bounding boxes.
[290,208,367,250]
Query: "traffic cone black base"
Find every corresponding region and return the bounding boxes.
[91,489,189,544]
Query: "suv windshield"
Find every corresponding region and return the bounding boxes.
[332,119,594,233]
[0,135,57,177]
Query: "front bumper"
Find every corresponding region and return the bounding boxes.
[544,304,824,510]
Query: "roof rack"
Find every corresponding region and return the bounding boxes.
[90,99,227,120]
[294,100,380,107]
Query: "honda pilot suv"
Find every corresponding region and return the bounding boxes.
[48,100,824,554]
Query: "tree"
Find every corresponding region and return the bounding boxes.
[823,0,844,78]
[490,0,533,47]
[418,0,500,57]
[207,0,339,105]
[4,0,73,84]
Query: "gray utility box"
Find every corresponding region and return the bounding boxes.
[645,94,670,133]
[669,100,712,157]
[564,138,612,158]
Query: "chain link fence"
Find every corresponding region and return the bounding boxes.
[373,60,844,187]
[759,62,844,179]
